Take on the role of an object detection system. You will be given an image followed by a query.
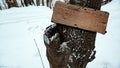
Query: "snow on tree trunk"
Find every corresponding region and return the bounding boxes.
[44,0,102,68]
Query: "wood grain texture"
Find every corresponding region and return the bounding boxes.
[52,1,109,34]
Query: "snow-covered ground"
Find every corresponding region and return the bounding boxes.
[0,6,52,68]
[87,0,120,68]
[0,0,120,68]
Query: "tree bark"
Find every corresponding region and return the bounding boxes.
[42,0,44,6]
[24,0,35,6]
[36,0,40,6]
[46,0,52,8]
[6,0,18,8]
[21,0,24,7]
[44,0,102,68]
[0,6,2,10]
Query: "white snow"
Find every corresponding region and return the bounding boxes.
[0,0,120,68]
[59,42,69,52]
[50,33,58,41]
[44,34,50,45]
[0,6,52,68]
[67,64,71,68]
[87,0,120,68]
[69,55,73,63]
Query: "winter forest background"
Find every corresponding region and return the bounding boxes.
[0,0,112,10]
[0,0,120,68]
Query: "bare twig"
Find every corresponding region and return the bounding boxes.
[34,39,45,68]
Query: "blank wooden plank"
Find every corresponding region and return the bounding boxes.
[51,1,109,34]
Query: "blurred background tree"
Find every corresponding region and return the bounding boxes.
[0,0,112,10]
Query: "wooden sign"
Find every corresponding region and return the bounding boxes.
[51,1,109,34]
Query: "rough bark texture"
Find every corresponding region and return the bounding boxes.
[44,24,97,68]
[44,0,104,68]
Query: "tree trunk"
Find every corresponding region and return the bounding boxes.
[42,0,44,6]
[24,0,35,6]
[46,0,52,8]
[36,0,40,6]
[2,0,7,9]
[0,5,2,10]
[6,0,18,8]
[21,0,24,7]
[44,0,102,68]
